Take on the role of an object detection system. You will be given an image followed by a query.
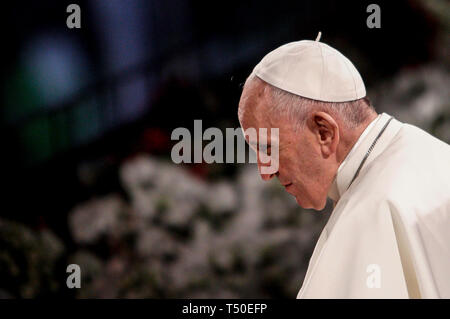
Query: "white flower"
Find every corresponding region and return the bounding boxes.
[206,181,238,213]
[69,194,125,244]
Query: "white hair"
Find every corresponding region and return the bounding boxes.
[240,73,376,131]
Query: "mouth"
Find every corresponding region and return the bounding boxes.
[281,182,295,195]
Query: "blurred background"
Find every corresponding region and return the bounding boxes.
[0,0,449,298]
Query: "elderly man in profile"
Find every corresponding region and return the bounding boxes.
[238,34,450,298]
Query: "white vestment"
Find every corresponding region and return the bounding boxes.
[297,112,450,298]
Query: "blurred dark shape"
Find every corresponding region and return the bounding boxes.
[138,128,171,155]
[0,219,65,298]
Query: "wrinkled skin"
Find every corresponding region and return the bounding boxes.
[238,78,377,210]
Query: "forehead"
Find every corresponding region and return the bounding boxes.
[239,81,296,146]
[239,80,272,129]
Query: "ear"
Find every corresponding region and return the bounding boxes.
[309,111,340,158]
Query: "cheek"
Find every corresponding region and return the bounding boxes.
[299,150,323,179]
[287,157,321,194]
[279,143,320,184]
[278,150,304,178]
[278,155,300,178]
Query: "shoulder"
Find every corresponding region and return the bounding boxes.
[349,125,450,211]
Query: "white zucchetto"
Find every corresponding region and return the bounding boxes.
[253,33,366,102]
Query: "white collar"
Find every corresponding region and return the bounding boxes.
[337,114,381,175]
[327,112,402,202]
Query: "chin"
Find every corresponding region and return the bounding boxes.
[295,196,326,211]
[295,196,311,209]
[315,200,327,211]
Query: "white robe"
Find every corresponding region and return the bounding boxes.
[297,112,450,299]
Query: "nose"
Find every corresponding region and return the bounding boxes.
[257,160,278,181]
[260,172,276,181]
